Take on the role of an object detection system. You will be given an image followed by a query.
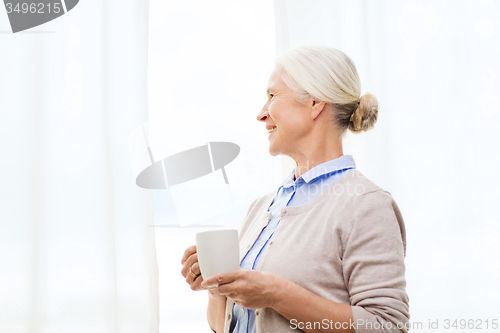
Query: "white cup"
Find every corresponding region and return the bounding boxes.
[196,229,240,280]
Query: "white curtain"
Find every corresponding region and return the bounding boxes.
[275,0,500,327]
[0,1,159,332]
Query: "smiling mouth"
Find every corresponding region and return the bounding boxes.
[267,126,277,134]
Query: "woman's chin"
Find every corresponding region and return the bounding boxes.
[268,146,280,156]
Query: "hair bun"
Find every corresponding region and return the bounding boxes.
[348,93,378,133]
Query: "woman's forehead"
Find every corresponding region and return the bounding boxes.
[266,69,285,92]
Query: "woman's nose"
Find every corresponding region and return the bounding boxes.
[256,107,269,122]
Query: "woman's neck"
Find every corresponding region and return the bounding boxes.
[288,111,344,180]
[292,141,344,180]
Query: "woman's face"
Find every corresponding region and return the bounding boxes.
[256,67,313,157]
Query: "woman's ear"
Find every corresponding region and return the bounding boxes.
[310,99,327,120]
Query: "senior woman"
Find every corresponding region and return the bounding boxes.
[181,46,409,333]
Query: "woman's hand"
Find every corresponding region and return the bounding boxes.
[201,270,286,310]
[180,244,205,291]
[181,244,226,300]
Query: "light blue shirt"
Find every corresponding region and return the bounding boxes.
[230,155,356,333]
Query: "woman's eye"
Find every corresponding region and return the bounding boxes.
[270,94,274,98]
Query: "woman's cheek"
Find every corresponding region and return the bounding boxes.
[267,106,274,118]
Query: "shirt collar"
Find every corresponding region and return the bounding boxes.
[279,154,356,189]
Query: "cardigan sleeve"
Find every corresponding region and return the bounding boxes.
[342,190,410,333]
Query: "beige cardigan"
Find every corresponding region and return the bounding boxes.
[223,170,410,333]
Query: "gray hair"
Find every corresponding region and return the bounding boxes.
[275,46,378,133]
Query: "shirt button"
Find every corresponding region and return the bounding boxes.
[241,308,245,313]
[227,314,231,320]
[269,241,273,245]
[255,310,259,315]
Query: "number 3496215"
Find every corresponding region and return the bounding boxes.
[444,319,498,330]
[5,3,62,14]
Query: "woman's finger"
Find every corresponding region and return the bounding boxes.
[215,281,238,296]
[186,267,199,282]
[191,262,201,276]
[182,256,206,291]
[184,263,204,291]
[190,273,204,291]
[181,253,198,278]
[181,245,197,265]
[202,270,240,288]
